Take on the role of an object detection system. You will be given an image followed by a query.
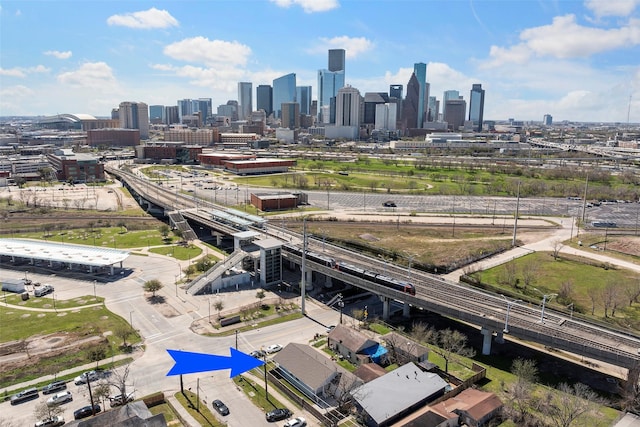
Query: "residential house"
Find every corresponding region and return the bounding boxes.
[353,363,388,383]
[65,401,167,427]
[429,388,503,427]
[351,362,448,427]
[327,324,387,365]
[382,332,430,365]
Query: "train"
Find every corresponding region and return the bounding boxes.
[282,244,416,296]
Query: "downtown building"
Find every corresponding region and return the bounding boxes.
[468,84,485,132]
[238,82,253,121]
[272,73,296,119]
[118,101,149,139]
[317,49,345,124]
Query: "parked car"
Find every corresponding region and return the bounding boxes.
[266,344,283,354]
[74,370,100,385]
[10,387,39,405]
[266,408,292,422]
[34,284,54,297]
[34,416,65,427]
[109,391,134,407]
[212,399,230,416]
[284,417,307,427]
[41,380,67,395]
[326,325,336,333]
[383,201,397,207]
[46,390,73,407]
[250,350,266,358]
[73,404,101,420]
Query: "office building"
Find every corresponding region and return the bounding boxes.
[281,102,300,129]
[444,99,466,131]
[118,101,149,139]
[328,49,346,72]
[389,84,403,100]
[375,103,397,130]
[272,73,296,119]
[442,90,459,118]
[413,62,428,128]
[197,98,212,126]
[335,85,361,127]
[296,86,312,115]
[256,85,273,117]
[543,114,553,125]
[177,99,194,123]
[428,96,438,122]
[468,84,485,131]
[403,73,420,130]
[363,93,390,124]
[165,106,179,125]
[238,82,253,120]
[149,105,165,124]
[217,104,235,119]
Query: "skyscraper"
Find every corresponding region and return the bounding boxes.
[363,92,389,124]
[468,84,485,131]
[389,84,403,100]
[272,73,296,119]
[375,103,397,130]
[177,99,194,124]
[238,82,252,120]
[256,85,273,117]
[149,105,165,124]
[543,114,553,125]
[335,85,361,127]
[296,86,312,115]
[328,49,345,72]
[442,90,459,119]
[281,102,300,129]
[444,99,466,131]
[118,101,149,139]
[165,106,179,125]
[428,96,438,122]
[197,98,212,126]
[413,62,427,128]
[403,73,420,130]
[318,49,346,124]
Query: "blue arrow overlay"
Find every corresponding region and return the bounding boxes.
[166,348,265,377]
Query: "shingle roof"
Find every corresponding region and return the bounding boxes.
[353,363,387,383]
[273,343,345,390]
[328,324,378,353]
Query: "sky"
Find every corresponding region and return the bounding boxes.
[1,0,639,123]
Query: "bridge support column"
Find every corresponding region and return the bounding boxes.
[324,276,332,288]
[305,270,313,290]
[403,303,410,318]
[481,327,493,355]
[216,235,222,246]
[381,296,390,321]
[495,331,504,344]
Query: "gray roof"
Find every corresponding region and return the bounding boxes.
[273,343,351,390]
[382,332,430,357]
[66,401,166,427]
[0,238,129,267]
[328,324,378,353]
[351,362,448,426]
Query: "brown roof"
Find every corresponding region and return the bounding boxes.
[328,324,378,353]
[431,388,503,422]
[353,363,387,382]
[382,332,430,357]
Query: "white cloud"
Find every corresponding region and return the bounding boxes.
[0,85,33,98]
[57,62,117,88]
[0,65,50,78]
[107,7,178,29]
[44,50,72,59]
[163,37,252,67]
[269,0,338,13]
[308,36,374,59]
[482,14,640,68]
[585,0,640,17]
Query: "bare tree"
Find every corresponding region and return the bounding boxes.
[619,362,640,414]
[502,261,519,288]
[552,240,563,260]
[507,358,539,423]
[86,343,109,368]
[542,382,604,427]
[520,258,538,290]
[587,288,599,316]
[623,279,640,307]
[431,329,476,373]
[33,401,63,422]
[214,300,224,319]
[601,281,621,318]
[106,364,134,404]
[92,382,112,408]
[558,280,575,305]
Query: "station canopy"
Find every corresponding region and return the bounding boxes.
[0,238,130,267]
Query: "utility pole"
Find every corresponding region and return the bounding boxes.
[581,174,589,223]
[300,217,307,315]
[512,181,520,247]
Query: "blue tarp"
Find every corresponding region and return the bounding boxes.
[361,344,388,364]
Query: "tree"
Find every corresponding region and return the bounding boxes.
[214,300,224,319]
[601,281,621,318]
[116,220,127,233]
[255,289,266,304]
[542,382,604,427]
[507,358,539,423]
[552,240,563,260]
[144,279,163,297]
[520,258,539,290]
[105,364,133,405]
[86,343,109,368]
[430,329,475,373]
[33,401,63,422]
[114,323,134,348]
[159,224,171,240]
[619,362,640,413]
[92,382,112,408]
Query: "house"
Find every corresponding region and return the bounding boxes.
[382,332,430,365]
[272,343,363,404]
[327,324,387,365]
[430,388,503,427]
[351,362,448,427]
[66,401,167,427]
[353,363,388,383]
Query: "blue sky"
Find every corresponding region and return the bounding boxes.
[1,0,639,122]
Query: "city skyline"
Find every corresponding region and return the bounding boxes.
[1,0,639,123]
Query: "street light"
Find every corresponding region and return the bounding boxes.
[93,280,97,298]
[533,288,557,324]
[337,294,344,324]
[500,294,521,333]
[129,311,134,329]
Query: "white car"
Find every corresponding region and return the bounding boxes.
[74,370,99,385]
[266,344,283,354]
[284,417,306,427]
[35,415,65,427]
[46,390,72,406]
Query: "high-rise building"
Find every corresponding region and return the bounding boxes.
[413,62,427,128]
[118,101,149,139]
[272,73,296,119]
[403,73,420,130]
[296,86,312,115]
[149,105,165,124]
[197,98,212,126]
[217,104,235,119]
[238,82,252,120]
[428,96,438,122]
[468,84,485,131]
[281,102,300,129]
[389,84,403,100]
[335,85,361,127]
[444,99,466,131]
[318,49,346,124]
[177,99,194,124]
[165,106,179,125]
[256,85,273,117]
[328,49,345,72]
[543,114,553,125]
[363,92,389,124]
[375,103,397,130]
[442,90,459,119]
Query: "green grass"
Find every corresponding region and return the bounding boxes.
[18,226,175,249]
[368,322,392,335]
[174,390,225,427]
[205,312,303,337]
[2,293,103,309]
[147,401,181,425]
[233,373,287,413]
[148,244,202,261]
